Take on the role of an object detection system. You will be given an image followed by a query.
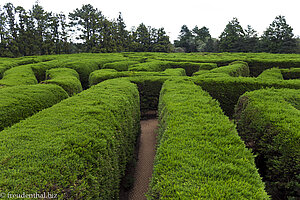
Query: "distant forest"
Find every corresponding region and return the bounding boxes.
[0,2,300,57]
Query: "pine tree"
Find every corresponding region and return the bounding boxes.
[219,17,245,52]
[261,15,296,53]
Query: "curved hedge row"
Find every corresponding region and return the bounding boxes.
[89,68,185,87]
[256,68,283,80]
[0,84,68,131]
[42,68,83,96]
[147,80,268,199]
[128,60,216,76]
[280,68,300,80]
[209,61,250,77]
[0,79,140,199]
[193,76,300,116]
[0,65,38,86]
[234,88,300,199]
[102,60,140,71]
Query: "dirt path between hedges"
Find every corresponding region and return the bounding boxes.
[128,119,158,200]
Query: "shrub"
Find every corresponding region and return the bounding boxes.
[0,84,68,131]
[89,68,186,87]
[234,88,300,199]
[280,68,300,80]
[209,61,250,77]
[0,79,140,199]
[102,60,140,71]
[147,80,268,199]
[256,68,283,80]
[42,68,83,96]
[193,76,300,117]
[128,60,215,76]
[0,65,38,86]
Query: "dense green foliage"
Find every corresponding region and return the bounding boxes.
[0,79,140,199]
[0,65,38,86]
[234,88,300,199]
[193,76,300,116]
[89,68,185,86]
[175,16,299,53]
[256,68,283,80]
[1,1,299,57]
[42,68,83,96]
[0,52,299,199]
[280,68,300,79]
[0,3,172,57]
[148,80,269,199]
[0,84,68,131]
[209,61,250,77]
[102,60,140,71]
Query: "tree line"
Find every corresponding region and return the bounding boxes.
[0,2,299,57]
[174,16,300,53]
[0,2,172,57]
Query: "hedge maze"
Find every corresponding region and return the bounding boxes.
[0,52,299,199]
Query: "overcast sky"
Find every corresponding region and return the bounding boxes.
[2,0,300,42]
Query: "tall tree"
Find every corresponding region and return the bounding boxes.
[152,27,172,52]
[260,15,296,53]
[243,25,259,52]
[135,23,151,52]
[219,17,245,52]
[30,3,51,55]
[115,12,129,52]
[69,4,103,52]
[193,26,212,52]
[174,25,196,52]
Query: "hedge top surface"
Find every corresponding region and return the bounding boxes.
[0,84,69,131]
[0,79,140,199]
[148,79,269,199]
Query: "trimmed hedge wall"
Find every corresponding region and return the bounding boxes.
[209,61,250,77]
[0,79,140,199]
[0,62,17,79]
[102,60,140,71]
[256,68,283,80]
[0,84,68,131]
[193,76,300,116]
[0,65,38,86]
[89,68,185,87]
[234,88,300,199]
[280,68,300,80]
[128,60,215,76]
[42,68,83,96]
[147,80,268,199]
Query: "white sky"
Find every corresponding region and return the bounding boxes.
[1,0,300,42]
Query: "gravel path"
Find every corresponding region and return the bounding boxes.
[128,119,158,200]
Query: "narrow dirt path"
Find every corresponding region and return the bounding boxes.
[128,119,158,200]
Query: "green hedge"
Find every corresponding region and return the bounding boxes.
[0,56,54,79]
[0,65,38,86]
[256,68,283,80]
[0,79,140,199]
[209,61,250,77]
[30,58,118,89]
[30,60,68,82]
[128,60,214,76]
[89,68,185,87]
[280,68,300,80]
[42,68,83,96]
[0,62,18,79]
[234,88,300,199]
[102,60,140,71]
[193,76,300,117]
[0,84,68,131]
[147,80,268,199]
[247,59,300,77]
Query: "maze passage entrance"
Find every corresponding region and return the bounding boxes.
[128,118,158,200]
